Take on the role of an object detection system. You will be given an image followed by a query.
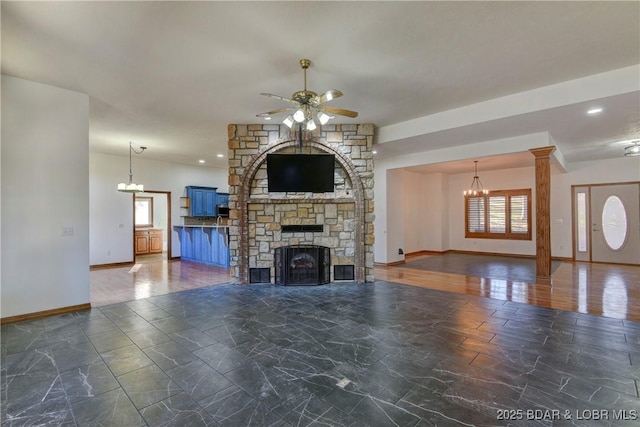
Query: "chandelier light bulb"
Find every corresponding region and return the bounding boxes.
[317,111,331,125]
[306,119,317,131]
[283,115,294,128]
[293,109,305,122]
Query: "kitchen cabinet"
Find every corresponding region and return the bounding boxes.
[216,192,229,206]
[135,229,163,255]
[186,186,217,217]
[216,192,230,217]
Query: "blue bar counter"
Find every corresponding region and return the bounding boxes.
[173,225,230,268]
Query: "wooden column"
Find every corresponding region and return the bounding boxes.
[529,146,555,285]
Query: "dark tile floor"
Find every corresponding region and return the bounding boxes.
[2,282,640,426]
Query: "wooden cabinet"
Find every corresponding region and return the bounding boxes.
[135,229,163,255]
[149,229,163,253]
[186,186,217,217]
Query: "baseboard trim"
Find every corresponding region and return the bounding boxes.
[379,260,406,266]
[447,249,535,259]
[1,303,92,325]
[90,261,135,270]
[405,250,447,258]
[404,249,574,263]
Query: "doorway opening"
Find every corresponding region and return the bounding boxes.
[133,191,172,263]
[572,182,639,265]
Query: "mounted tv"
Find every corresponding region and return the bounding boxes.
[267,153,335,193]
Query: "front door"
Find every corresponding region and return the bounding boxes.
[590,184,640,264]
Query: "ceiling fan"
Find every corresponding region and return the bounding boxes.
[257,59,358,131]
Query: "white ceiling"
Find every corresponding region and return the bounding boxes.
[2,1,639,173]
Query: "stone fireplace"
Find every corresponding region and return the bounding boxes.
[227,124,375,284]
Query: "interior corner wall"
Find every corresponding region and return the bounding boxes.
[385,168,405,263]
[90,152,227,265]
[373,162,389,263]
[1,75,90,318]
[440,173,450,250]
[401,171,439,253]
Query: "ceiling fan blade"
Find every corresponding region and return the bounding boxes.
[321,106,359,118]
[315,89,343,105]
[260,93,298,104]
[256,107,293,117]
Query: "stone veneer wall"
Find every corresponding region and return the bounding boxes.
[228,124,375,284]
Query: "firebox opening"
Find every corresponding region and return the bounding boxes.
[275,245,330,286]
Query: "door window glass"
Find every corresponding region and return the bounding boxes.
[602,195,627,251]
[577,192,587,252]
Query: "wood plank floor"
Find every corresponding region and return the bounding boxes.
[90,258,640,321]
[376,257,640,321]
[90,260,230,306]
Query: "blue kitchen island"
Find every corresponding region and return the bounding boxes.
[174,225,230,268]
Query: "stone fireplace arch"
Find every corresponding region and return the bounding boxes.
[235,136,367,284]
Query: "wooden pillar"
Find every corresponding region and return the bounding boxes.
[529,146,555,285]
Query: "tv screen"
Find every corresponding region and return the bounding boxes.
[267,154,335,192]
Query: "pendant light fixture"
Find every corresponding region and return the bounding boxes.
[117,142,147,193]
[463,160,489,197]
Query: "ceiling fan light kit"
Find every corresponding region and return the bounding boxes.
[257,58,358,132]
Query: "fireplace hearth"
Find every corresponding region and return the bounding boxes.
[275,245,330,286]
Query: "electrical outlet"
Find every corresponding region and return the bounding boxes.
[62,226,74,237]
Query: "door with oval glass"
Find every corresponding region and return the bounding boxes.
[580,183,640,264]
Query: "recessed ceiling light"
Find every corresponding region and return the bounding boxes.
[198,159,205,164]
[264,117,272,121]
[372,150,377,154]
[217,154,224,158]
[587,107,603,115]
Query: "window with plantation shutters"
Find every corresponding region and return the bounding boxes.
[465,189,532,240]
[467,197,485,233]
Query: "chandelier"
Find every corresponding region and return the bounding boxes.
[463,161,489,197]
[117,142,147,193]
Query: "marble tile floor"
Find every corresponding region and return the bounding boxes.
[2,281,640,426]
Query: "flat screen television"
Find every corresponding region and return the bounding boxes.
[267,153,335,193]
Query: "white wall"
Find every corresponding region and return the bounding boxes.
[384,168,404,263]
[1,75,90,318]
[400,170,448,254]
[90,152,227,265]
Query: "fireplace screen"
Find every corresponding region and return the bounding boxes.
[274,245,330,285]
